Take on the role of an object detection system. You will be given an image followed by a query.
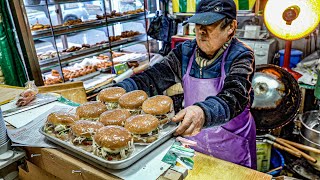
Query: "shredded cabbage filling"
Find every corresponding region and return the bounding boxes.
[93,139,134,160]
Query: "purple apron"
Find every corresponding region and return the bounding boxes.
[183,47,257,169]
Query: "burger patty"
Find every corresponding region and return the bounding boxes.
[93,139,134,161]
[128,109,142,115]
[132,128,159,143]
[106,102,119,110]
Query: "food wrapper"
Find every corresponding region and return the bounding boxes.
[15,81,38,107]
[162,139,195,170]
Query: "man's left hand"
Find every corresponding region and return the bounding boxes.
[172,105,205,136]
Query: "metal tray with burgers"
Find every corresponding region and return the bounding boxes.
[40,90,177,169]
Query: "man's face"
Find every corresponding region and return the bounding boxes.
[195,20,230,56]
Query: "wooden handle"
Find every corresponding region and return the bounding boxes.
[272,142,302,158]
[279,138,320,154]
[133,63,149,74]
[275,138,317,163]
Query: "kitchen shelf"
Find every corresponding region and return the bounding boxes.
[24,0,103,7]
[32,12,148,40]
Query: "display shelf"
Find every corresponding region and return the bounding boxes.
[32,13,148,40]
[24,0,102,7]
[40,35,146,72]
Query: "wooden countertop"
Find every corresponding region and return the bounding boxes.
[22,147,271,180]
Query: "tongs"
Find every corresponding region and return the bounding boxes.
[263,134,319,163]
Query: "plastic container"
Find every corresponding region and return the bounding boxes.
[256,140,272,172]
[268,148,285,176]
[279,49,303,68]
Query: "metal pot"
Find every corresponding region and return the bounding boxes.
[300,110,320,145]
[300,133,320,171]
[251,64,301,131]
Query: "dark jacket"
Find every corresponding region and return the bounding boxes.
[115,37,255,127]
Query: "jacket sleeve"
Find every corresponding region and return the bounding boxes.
[114,44,183,96]
[194,50,255,127]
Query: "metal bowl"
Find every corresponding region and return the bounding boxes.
[300,110,320,144]
[300,133,320,170]
[251,64,301,131]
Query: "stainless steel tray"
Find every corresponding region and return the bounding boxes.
[70,45,102,56]
[71,70,101,82]
[38,53,72,66]
[102,12,145,24]
[31,26,67,36]
[110,39,128,47]
[126,34,146,42]
[40,122,177,169]
[67,20,103,29]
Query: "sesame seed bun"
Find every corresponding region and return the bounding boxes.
[99,109,131,126]
[125,114,159,134]
[142,95,173,115]
[93,126,132,149]
[47,112,79,126]
[118,90,148,110]
[97,87,126,103]
[76,101,107,120]
[71,120,104,138]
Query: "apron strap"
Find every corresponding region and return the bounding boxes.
[185,50,196,76]
[185,45,230,79]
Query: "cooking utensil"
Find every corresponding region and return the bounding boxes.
[278,138,320,154]
[251,64,301,131]
[300,133,320,170]
[264,139,301,158]
[265,134,317,163]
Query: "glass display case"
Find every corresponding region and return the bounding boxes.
[9,0,154,89]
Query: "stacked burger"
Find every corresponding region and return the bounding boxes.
[44,112,79,141]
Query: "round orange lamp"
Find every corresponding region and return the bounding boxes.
[264,0,320,80]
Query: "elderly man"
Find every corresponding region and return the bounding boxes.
[115,0,256,169]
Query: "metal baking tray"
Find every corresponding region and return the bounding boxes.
[66,20,103,29]
[71,70,101,82]
[70,45,102,56]
[101,12,145,24]
[110,39,128,47]
[126,34,146,42]
[31,25,67,36]
[38,53,72,66]
[40,122,177,169]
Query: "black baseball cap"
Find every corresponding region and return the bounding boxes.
[183,0,237,26]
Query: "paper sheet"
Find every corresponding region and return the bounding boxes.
[7,105,73,148]
[104,138,174,180]
[4,102,70,128]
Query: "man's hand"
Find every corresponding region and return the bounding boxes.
[172,105,205,136]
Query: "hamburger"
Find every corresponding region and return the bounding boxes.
[97,87,126,110]
[44,112,79,140]
[142,95,174,125]
[99,109,131,126]
[70,120,104,151]
[124,114,160,143]
[93,126,134,161]
[76,101,107,121]
[118,90,148,115]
